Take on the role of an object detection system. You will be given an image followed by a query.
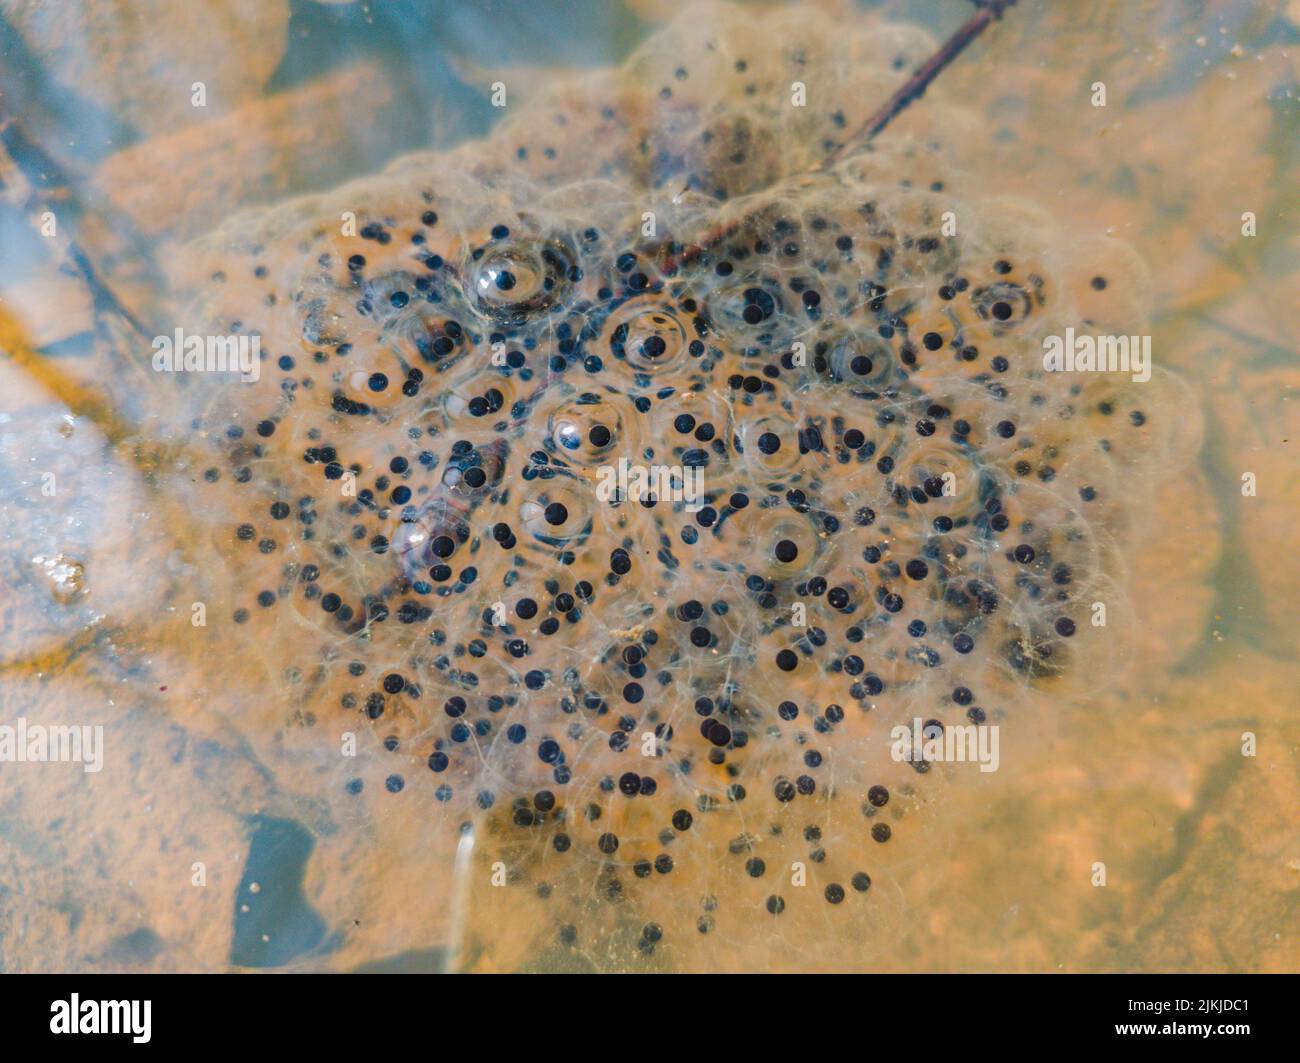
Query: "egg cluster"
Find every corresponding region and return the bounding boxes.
[171,3,1181,968]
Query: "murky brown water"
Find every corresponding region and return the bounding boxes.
[0,0,1295,973]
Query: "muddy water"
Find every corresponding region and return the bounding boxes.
[0,0,1295,973]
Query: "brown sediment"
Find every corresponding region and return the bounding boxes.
[0,305,136,445]
[0,0,290,136]
[93,63,401,243]
[0,268,92,348]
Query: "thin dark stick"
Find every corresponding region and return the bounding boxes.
[826,0,1018,165]
[660,0,1018,274]
[0,116,153,340]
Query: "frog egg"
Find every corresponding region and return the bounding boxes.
[339,362,412,413]
[989,481,1104,616]
[518,479,598,555]
[887,436,989,518]
[604,298,693,376]
[390,305,476,374]
[466,235,577,323]
[732,411,818,479]
[641,378,731,440]
[541,388,634,468]
[967,276,1044,336]
[812,324,902,396]
[442,362,531,427]
[436,439,510,510]
[692,501,831,587]
[700,274,800,353]
[358,270,427,324]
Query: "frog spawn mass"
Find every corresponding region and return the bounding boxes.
[168,4,1179,969]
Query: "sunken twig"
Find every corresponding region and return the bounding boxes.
[660,0,1020,275]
